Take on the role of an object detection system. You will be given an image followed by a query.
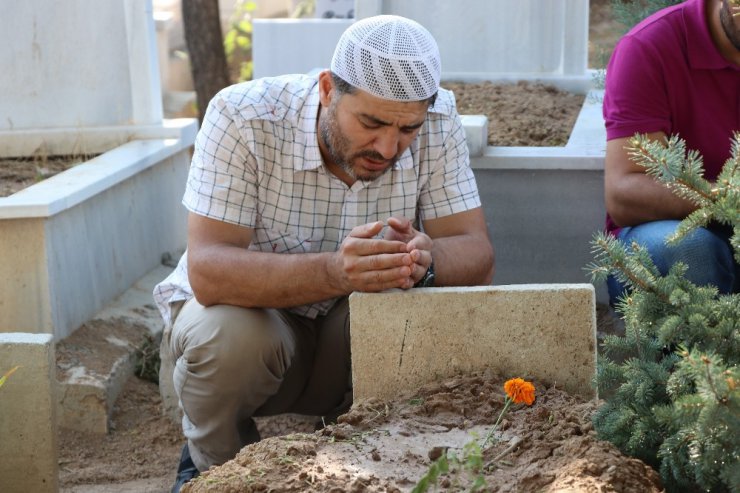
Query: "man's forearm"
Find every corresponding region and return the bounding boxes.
[431,233,494,286]
[188,219,421,308]
[188,247,346,308]
[606,172,697,227]
[605,135,698,227]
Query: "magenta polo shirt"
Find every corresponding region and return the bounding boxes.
[603,0,740,233]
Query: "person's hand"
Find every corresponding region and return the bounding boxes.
[385,216,433,285]
[332,221,416,292]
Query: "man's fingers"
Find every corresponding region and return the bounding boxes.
[358,266,414,292]
[345,236,408,256]
[349,222,411,254]
[346,252,413,274]
[387,216,411,231]
[410,248,432,266]
[350,221,385,239]
[406,233,432,252]
[385,216,413,241]
[339,221,426,292]
[339,252,415,291]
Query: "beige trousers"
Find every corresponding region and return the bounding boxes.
[161,297,352,471]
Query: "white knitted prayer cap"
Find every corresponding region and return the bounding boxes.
[330,15,441,102]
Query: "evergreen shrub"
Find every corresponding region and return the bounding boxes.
[588,133,739,492]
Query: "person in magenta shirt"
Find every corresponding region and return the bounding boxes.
[602,0,739,303]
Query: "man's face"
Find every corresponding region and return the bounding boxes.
[720,0,740,51]
[319,80,429,183]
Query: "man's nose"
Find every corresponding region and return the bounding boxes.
[373,129,400,160]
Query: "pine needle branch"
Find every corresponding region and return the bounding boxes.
[627,134,715,207]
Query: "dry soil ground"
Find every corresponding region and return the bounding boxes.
[0,155,90,198]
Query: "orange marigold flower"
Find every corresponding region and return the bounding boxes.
[504,378,536,405]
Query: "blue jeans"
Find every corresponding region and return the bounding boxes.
[607,220,739,305]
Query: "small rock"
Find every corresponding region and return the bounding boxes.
[428,446,446,461]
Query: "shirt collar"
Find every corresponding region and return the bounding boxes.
[295,78,324,171]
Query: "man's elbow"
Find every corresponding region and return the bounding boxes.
[485,252,495,285]
[190,282,219,307]
[605,188,633,228]
[483,265,494,285]
[188,262,220,307]
[476,243,495,285]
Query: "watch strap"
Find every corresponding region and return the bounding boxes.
[414,260,435,288]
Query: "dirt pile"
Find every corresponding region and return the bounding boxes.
[442,81,585,147]
[183,370,662,493]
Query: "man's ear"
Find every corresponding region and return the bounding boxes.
[318,70,335,107]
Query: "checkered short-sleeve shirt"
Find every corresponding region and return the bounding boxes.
[154,74,481,324]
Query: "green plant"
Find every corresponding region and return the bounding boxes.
[591,67,607,90]
[610,0,683,33]
[134,334,161,384]
[0,366,19,390]
[291,0,315,18]
[223,0,256,82]
[591,1,682,89]
[413,439,487,493]
[588,133,739,492]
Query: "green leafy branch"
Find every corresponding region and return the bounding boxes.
[223,0,256,82]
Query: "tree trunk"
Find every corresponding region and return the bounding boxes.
[182,0,231,123]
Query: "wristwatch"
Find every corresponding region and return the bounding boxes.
[415,261,435,288]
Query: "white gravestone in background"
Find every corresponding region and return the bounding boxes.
[0,0,162,132]
[252,0,590,91]
[356,0,589,88]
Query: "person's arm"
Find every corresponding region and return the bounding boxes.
[186,212,418,308]
[604,132,697,227]
[385,208,494,286]
[425,207,494,285]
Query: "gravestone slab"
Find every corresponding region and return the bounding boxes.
[0,333,58,493]
[349,284,597,401]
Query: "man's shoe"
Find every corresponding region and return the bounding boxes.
[315,390,354,430]
[171,443,200,493]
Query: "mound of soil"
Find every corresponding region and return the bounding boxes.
[183,370,662,493]
[442,81,585,147]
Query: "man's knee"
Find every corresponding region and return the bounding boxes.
[172,301,295,383]
[618,222,736,292]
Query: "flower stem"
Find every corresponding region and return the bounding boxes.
[482,396,512,449]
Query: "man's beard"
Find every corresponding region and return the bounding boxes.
[319,102,398,182]
[720,0,740,51]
